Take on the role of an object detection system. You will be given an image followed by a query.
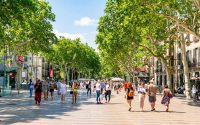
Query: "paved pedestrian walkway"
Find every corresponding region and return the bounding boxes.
[0,90,200,125]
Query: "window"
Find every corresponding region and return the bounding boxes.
[193,48,198,66]
[186,51,190,64]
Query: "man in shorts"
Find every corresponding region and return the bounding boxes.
[148,80,158,111]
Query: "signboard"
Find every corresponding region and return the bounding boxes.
[18,56,23,64]
[49,69,53,77]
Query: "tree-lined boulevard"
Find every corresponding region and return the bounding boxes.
[1,0,200,125]
[0,89,200,125]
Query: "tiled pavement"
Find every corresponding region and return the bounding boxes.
[0,89,200,125]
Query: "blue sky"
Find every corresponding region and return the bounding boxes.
[46,0,107,49]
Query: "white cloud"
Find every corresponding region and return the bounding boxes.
[74,17,96,26]
[54,30,98,50]
[54,30,86,42]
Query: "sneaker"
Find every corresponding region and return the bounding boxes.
[128,107,131,111]
[151,108,155,111]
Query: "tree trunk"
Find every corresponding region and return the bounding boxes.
[161,58,172,90]
[31,53,33,79]
[180,34,190,99]
[71,68,74,81]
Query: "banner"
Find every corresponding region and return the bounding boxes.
[50,69,53,77]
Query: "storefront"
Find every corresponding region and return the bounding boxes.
[0,64,17,96]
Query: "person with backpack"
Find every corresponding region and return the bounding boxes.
[126,82,135,111]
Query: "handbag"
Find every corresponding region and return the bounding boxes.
[70,90,73,94]
[168,93,173,98]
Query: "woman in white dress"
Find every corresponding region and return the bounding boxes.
[59,79,67,103]
[138,82,146,111]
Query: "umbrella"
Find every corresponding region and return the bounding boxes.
[111,77,124,82]
[78,78,87,81]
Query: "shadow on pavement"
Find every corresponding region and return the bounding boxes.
[174,96,200,107]
[132,110,186,113]
[0,90,99,125]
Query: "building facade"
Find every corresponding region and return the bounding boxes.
[150,34,200,92]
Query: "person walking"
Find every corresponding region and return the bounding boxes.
[126,83,135,111]
[100,80,106,103]
[138,81,146,111]
[192,85,197,101]
[72,82,79,104]
[105,81,112,103]
[34,79,42,106]
[28,79,34,97]
[42,79,49,101]
[148,80,158,111]
[96,81,101,104]
[49,80,55,100]
[161,85,172,112]
[80,81,84,91]
[56,80,61,95]
[87,81,92,96]
[115,82,120,94]
[59,79,67,103]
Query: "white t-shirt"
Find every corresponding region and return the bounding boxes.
[96,82,101,90]
[138,86,146,94]
[60,83,67,95]
[105,84,111,90]
[192,87,197,94]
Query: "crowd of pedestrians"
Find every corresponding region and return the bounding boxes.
[124,79,173,112]
[27,77,173,112]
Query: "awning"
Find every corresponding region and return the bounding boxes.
[0,64,17,73]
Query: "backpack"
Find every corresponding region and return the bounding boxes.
[49,84,54,89]
[86,84,89,89]
[128,89,134,97]
[35,84,42,92]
